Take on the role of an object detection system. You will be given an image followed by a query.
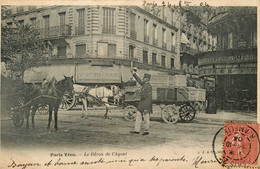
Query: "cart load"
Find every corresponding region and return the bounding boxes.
[123,74,206,124]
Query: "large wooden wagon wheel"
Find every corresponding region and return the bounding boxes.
[161,105,179,124]
[123,105,137,121]
[37,105,49,115]
[12,97,25,128]
[59,92,76,110]
[179,104,196,122]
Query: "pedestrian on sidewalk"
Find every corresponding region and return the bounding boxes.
[130,69,152,135]
[206,87,217,114]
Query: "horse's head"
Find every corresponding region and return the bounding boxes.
[63,75,74,95]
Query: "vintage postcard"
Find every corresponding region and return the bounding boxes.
[0,0,259,168]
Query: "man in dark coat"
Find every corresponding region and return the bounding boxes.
[130,69,152,135]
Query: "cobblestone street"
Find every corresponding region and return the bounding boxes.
[1,106,257,151]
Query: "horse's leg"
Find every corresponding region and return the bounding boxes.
[31,106,38,129]
[47,105,53,129]
[54,105,59,130]
[104,103,112,120]
[25,106,30,129]
[81,96,88,119]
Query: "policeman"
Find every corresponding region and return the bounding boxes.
[130,69,152,135]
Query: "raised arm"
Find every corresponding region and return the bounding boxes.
[133,73,145,86]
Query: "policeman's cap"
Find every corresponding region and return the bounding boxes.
[144,73,151,79]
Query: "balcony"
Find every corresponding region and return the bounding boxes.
[162,42,167,50]
[102,26,116,34]
[181,44,199,55]
[144,35,149,43]
[40,25,71,39]
[153,38,158,46]
[75,26,85,36]
[130,30,137,39]
[171,45,175,52]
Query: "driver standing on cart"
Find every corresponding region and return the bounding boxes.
[130,68,152,135]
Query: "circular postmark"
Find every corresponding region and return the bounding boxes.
[213,123,259,167]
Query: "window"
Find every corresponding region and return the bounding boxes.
[29,6,36,10]
[75,44,86,58]
[129,45,135,60]
[144,19,149,42]
[227,33,233,49]
[57,46,66,57]
[103,8,115,34]
[43,15,50,36]
[77,9,85,35]
[30,18,36,28]
[152,53,157,65]
[222,34,228,49]
[97,43,116,58]
[171,58,175,68]
[144,19,148,35]
[43,15,50,28]
[59,12,66,35]
[162,28,166,49]
[108,44,116,58]
[143,51,148,64]
[130,13,136,31]
[162,28,166,43]
[130,13,136,39]
[171,32,175,51]
[17,7,24,13]
[161,55,166,67]
[18,20,24,26]
[152,24,157,46]
[59,12,66,26]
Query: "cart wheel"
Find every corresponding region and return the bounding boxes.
[161,105,179,124]
[13,112,24,128]
[37,105,49,115]
[123,105,137,121]
[179,104,196,122]
[60,93,76,110]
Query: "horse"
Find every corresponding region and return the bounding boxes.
[24,76,74,130]
[81,86,113,119]
[111,85,123,105]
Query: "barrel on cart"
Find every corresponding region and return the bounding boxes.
[123,74,206,124]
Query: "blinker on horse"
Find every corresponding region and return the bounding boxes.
[25,75,74,130]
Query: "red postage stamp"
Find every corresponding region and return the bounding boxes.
[222,123,259,167]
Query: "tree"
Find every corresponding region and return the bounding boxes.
[1,22,48,81]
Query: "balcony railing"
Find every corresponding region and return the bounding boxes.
[40,25,71,39]
[181,44,199,55]
[75,26,85,36]
[162,42,167,50]
[130,30,137,39]
[153,38,158,46]
[144,35,149,43]
[102,26,116,34]
[171,45,175,52]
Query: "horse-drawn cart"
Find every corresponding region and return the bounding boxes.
[1,76,74,129]
[123,75,206,124]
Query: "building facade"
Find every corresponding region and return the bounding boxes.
[2,6,216,84]
[197,7,257,109]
